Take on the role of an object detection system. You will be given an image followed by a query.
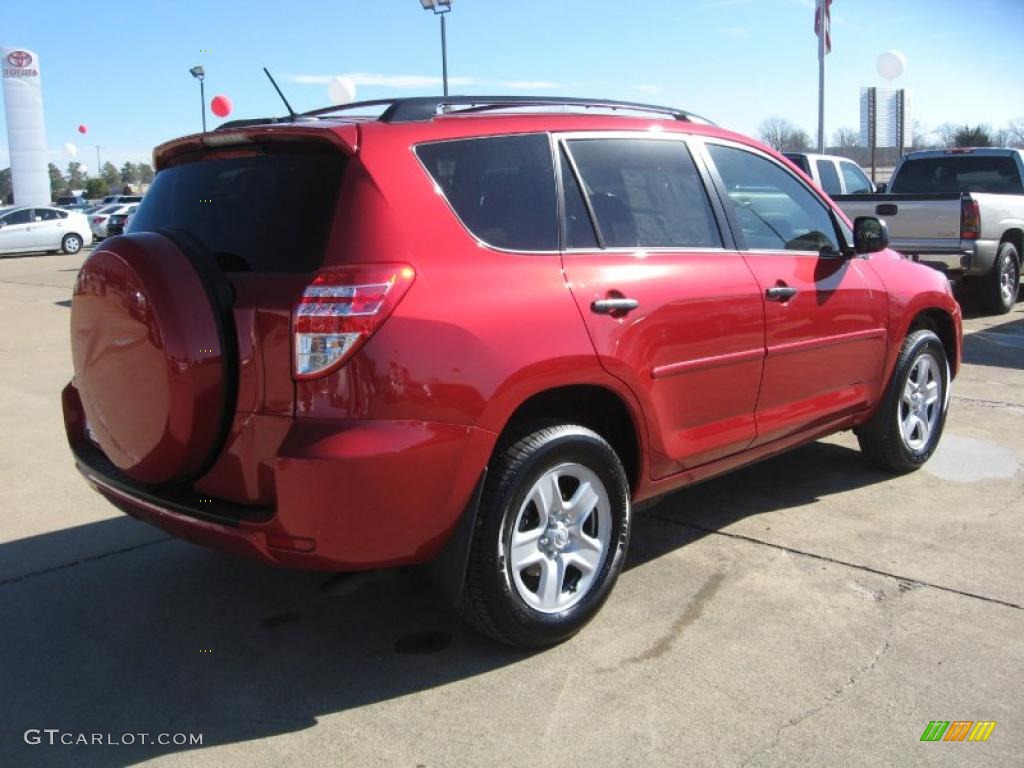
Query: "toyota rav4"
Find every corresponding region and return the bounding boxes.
[63,96,962,647]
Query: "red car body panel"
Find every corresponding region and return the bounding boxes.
[64,111,963,571]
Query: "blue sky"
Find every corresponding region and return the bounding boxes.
[2,0,1022,170]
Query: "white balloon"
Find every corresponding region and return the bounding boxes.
[64,142,78,157]
[876,51,906,82]
[327,76,357,105]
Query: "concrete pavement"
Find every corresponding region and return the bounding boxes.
[0,251,1020,767]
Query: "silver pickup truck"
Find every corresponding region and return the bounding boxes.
[834,148,1023,314]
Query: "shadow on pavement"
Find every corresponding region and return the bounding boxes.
[962,316,1024,371]
[0,440,887,766]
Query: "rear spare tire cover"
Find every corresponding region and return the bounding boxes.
[71,232,230,485]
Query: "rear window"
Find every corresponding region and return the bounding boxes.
[891,155,1023,194]
[416,134,558,251]
[130,145,345,272]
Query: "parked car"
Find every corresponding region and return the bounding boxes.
[63,95,962,647]
[55,195,89,211]
[104,205,138,237]
[784,152,875,196]
[101,194,143,205]
[88,204,128,240]
[835,148,1024,313]
[0,205,89,255]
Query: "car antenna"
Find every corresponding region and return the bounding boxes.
[263,67,297,119]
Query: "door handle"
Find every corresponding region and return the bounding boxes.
[591,297,640,314]
[766,286,798,302]
[876,203,898,216]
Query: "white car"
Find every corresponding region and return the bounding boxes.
[783,152,876,196]
[89,203,136,239]
[0,206,89,255]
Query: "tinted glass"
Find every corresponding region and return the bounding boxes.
[839,162,873,193]
[567,139,720,248]
[2,208,31,225]
[891,156,1023,194]
[560,150,598,249]
[785,154,811,174]
[35,208,62,220]
[130,145,345,272]
[815,160,842,195]
[417,134,557,251]
[708,144,839,252]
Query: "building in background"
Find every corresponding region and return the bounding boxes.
[860,87,910,149]
[1,46,49,205]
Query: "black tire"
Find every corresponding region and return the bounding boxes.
[61,233,83,255]
[856,329,950,473]
[975,241,1019,315]
[459,424,631,647]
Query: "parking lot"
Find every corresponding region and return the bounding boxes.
[0,248,1020,766]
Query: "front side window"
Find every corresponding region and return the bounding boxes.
[1,209,32,226]
[840,162,873,193]
[815,159,842,195]
[416,134,558,251]
[707,143,840,253]
[565,138,721,249]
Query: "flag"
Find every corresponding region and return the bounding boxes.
[815,0,832,55]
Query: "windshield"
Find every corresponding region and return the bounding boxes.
[130,145,346,272]
[891,155,1023,194]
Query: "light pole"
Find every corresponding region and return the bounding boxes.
[419,0,452,97]
[190,65,207,132]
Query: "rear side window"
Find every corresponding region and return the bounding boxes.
[785,154,811,174]
[839,161,873,193]
[891,156,1023,194]
[815,160,842,195]
[566,138,721,249]
[36,208,63,221]
[560,150,599,249]
[131,145,345,272]
[416,134,558,251]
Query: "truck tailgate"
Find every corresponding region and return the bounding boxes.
[833,193,963,242]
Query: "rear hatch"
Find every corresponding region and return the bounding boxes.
[69,128,354,506]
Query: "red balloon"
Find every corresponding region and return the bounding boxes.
[210,95,233,118]
[77,124,88,134]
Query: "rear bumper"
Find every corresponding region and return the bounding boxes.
[893,238,999,276]
[63,384,495,571]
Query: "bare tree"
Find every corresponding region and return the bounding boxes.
[910,120,932,150]
[832,127,860,150]
[758,117,811,152]
[934,123,960,148]
[1006,117,1024,148]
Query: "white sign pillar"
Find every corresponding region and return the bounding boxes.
[2,46,50,206]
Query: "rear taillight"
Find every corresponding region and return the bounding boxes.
[293,264,415,380]
[961,198,981,240]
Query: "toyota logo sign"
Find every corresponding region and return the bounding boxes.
[7,50,33,68]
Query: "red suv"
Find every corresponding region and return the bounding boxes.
[64,96,962,647]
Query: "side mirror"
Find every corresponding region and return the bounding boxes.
[853,216,890,254]
[875,182,888,193]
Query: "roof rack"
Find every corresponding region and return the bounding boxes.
[300,95,715,125]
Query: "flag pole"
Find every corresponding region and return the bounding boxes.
[817,1,825,153]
